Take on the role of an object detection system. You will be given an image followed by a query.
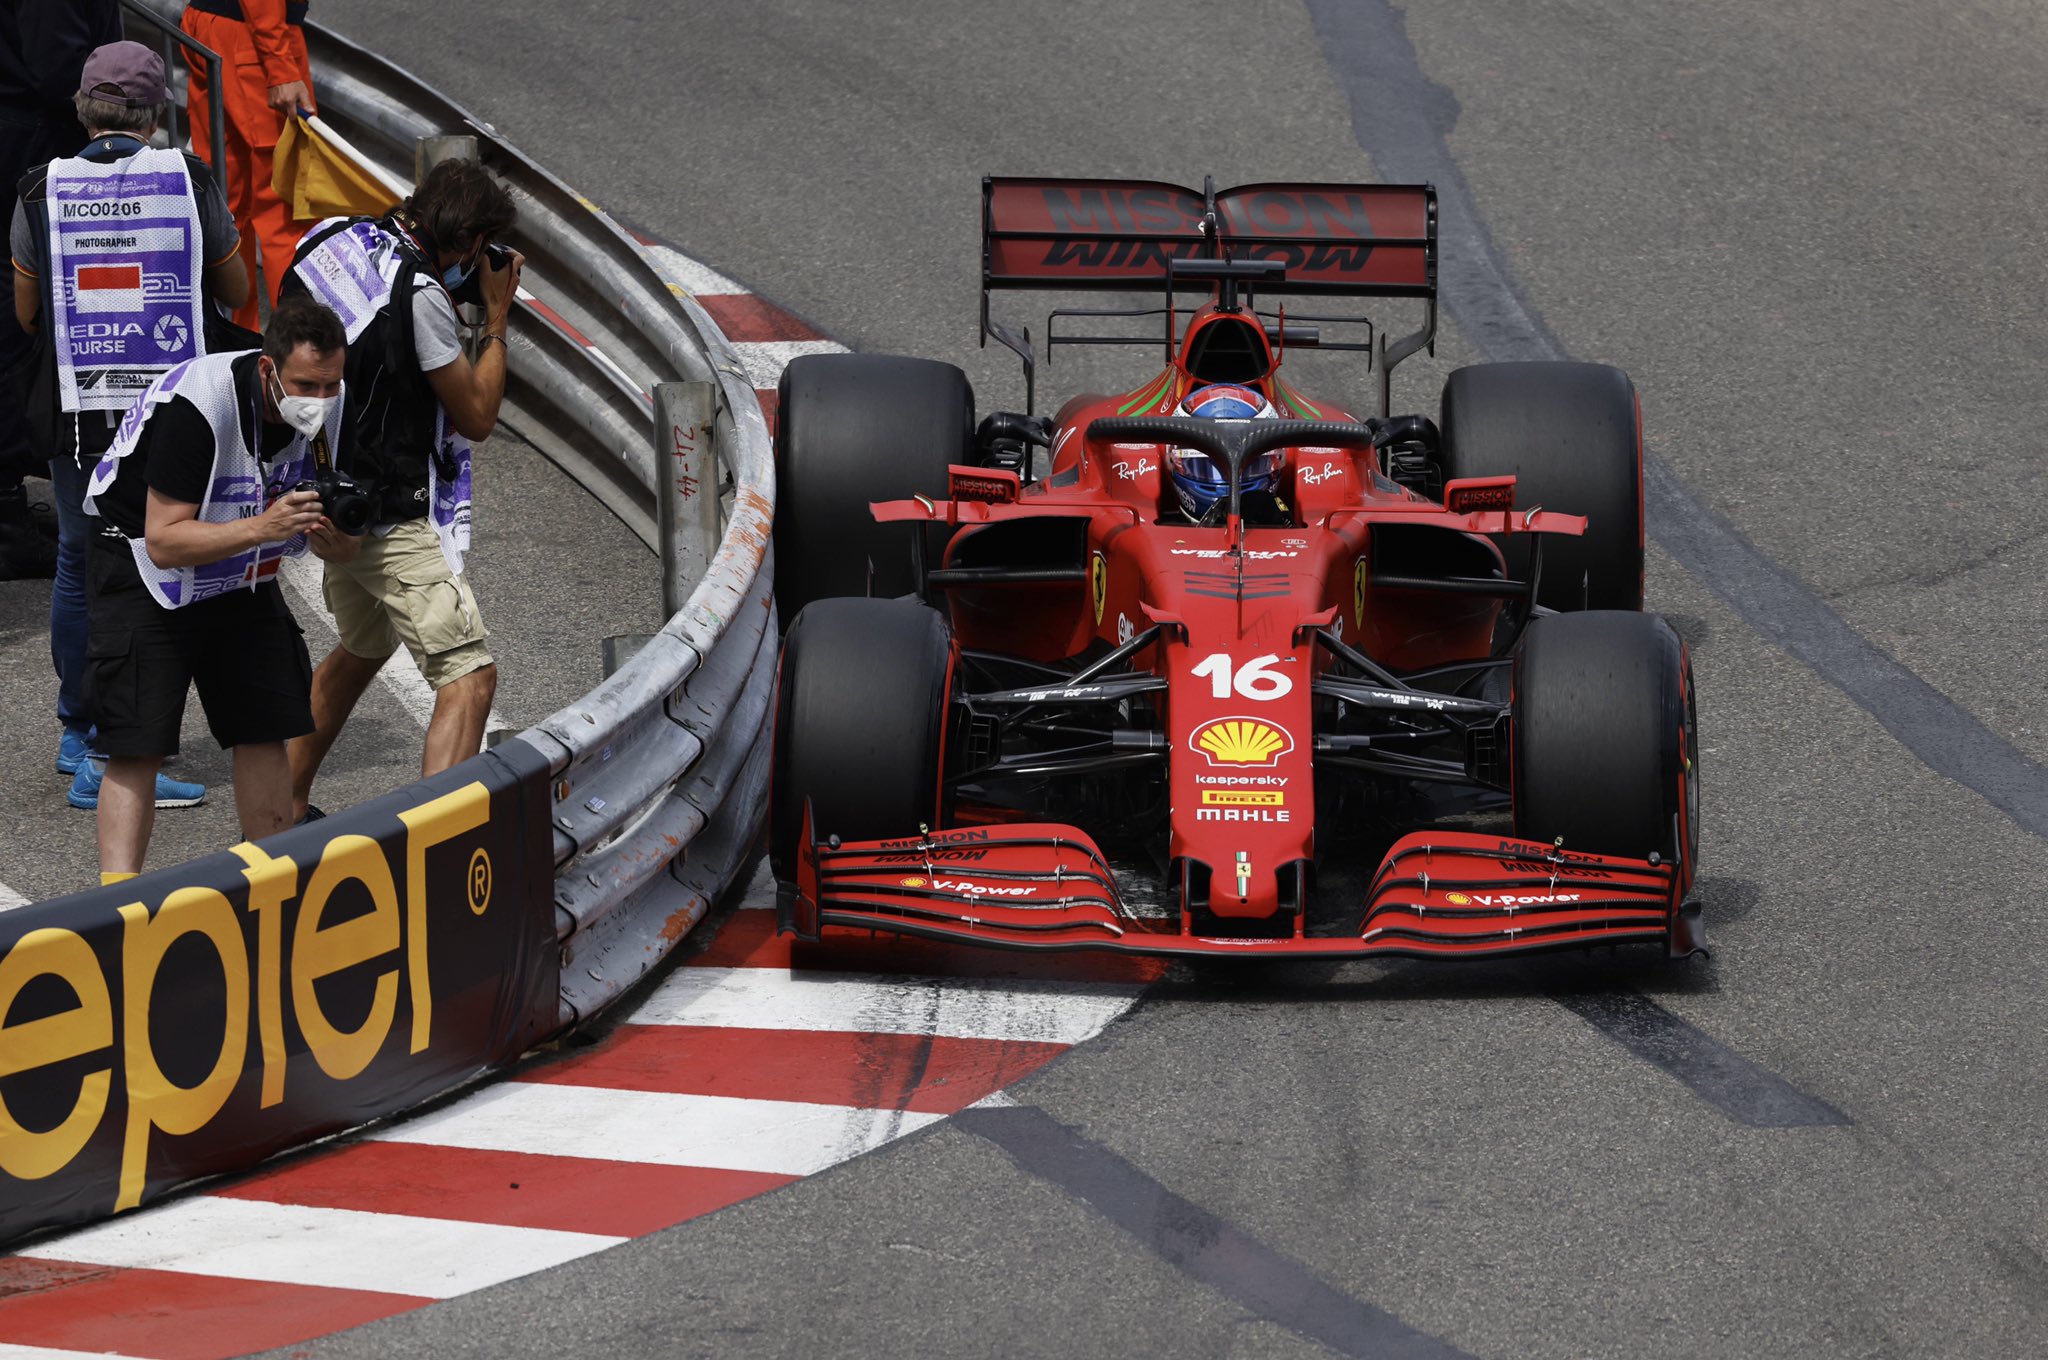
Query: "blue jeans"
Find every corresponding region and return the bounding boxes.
[49,449,92,741]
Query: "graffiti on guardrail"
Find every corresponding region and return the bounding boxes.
[0,740,558,1246]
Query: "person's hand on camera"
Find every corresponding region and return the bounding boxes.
[256,489,323,544]
[308,519,363,563]
[481,247,524,328]
[267,80,311,115]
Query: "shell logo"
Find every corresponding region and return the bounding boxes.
[900,877,929,888]
[1192,717,1294,767]
[1445,891,1472,906]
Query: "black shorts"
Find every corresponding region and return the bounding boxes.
[84,544,315,758]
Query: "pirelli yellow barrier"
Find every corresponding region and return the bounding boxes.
[0,739,559,1244]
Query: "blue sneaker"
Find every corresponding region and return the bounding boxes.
[67,758,207,811]
[56,729,92,776]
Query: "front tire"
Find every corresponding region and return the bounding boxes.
[770,597,953,878]
[773,353,973,625]
[1512,610,1697,873]
[1439,361,1644,612]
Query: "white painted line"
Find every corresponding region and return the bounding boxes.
[728,339,845,389]
[370,1081,944,1177]
[637,242,744,296]
[279,556,511,740]
[634,965,1143,1046]
[968,1088,1020,1110]
[16,1196,619,1301]
[0,881,30,912]
[0,1347,153,1360]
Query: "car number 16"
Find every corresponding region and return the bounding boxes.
[1190,652,1293,700]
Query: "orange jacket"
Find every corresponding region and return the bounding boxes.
[180,1,314,151]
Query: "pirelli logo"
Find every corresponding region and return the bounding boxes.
[1201,790,1285,808]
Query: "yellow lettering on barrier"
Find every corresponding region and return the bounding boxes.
[396,782,489,1054]
[0,928,113,1180]
[230,843,298,1107]
[1,775,502,1211]
[117,889,248,1212]
[291,835,399,1082]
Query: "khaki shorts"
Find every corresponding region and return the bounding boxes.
[324,518,493,690]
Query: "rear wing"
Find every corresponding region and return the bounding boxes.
[983,177,1436,296]
[980,176,1438,416]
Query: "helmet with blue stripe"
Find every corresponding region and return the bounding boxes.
[1166,384,1279,521]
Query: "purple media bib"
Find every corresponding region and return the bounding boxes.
[46,149,205,415]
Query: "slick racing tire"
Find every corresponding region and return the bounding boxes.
[1439,361,1644,612]
[774,353,974,625]
[771,597,954,879]
[1511,610,1699,871]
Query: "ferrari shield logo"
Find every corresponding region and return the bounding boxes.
[1091,550,1108,625]
[1353,557,1367,629]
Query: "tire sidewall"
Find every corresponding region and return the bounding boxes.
[771,597,954,877]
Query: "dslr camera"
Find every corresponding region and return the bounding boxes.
[292,473,377,537]
[451,242,514,308]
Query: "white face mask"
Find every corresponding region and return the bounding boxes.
[267,366,339,440]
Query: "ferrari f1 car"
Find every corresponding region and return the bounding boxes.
[768,176,1701,960]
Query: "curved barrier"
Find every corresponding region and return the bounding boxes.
[0,9,776,1244]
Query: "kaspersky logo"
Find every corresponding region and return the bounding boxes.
[1191,717,1293,767]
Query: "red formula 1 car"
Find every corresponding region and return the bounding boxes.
[767,176,1701,960]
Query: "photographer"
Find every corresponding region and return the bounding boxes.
[280,157,521,820]
[11,39,249,810]
[81,294,358,883]
[0,0,118,581]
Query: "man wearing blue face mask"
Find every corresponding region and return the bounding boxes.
[278,158,521,822]
[79,294,360,883]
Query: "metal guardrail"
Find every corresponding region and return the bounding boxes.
[129,1,780,1025]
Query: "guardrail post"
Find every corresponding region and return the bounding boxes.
[654,381,720,619]
[415,134,479,184]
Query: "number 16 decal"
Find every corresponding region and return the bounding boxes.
[1190,652,1293,700]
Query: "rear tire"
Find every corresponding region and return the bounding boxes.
[1439,361,1643,612]
[1512,611,1697,869]
[770,597,953,878]
[774,353,973,625]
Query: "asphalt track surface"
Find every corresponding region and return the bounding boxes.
[19,0,2048,1355]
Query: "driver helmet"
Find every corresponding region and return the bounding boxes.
[1166,383,1279,521]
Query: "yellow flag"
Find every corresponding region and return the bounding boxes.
[272,114,401,223]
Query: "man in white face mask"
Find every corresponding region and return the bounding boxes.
[78,294,361,884]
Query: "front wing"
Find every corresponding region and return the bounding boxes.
[785,809,1702,960]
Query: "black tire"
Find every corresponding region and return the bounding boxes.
[1512,611,1698,868]
[774,353,973,624]
[1439,361,1644,612]
[770,597,953,878]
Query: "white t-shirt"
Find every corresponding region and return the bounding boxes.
[408,273,464,373]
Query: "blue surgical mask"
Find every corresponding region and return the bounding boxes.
[441,258,476,290]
